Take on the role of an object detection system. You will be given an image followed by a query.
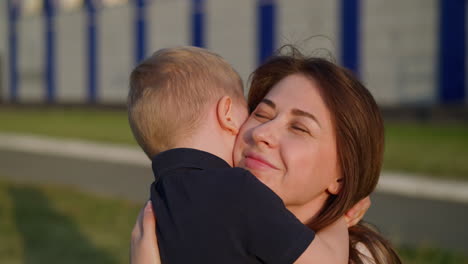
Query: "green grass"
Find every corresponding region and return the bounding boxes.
[0,108,467,180]
[0,179,140,264]
[384,122,468,180]
[0,179,466,264]
[0,108,136,145]
[398,245,468,264]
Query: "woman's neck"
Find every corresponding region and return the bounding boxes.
[286,193,329,225]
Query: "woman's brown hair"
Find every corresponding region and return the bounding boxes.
[247,46,401,264]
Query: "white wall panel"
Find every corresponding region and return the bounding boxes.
[206,0,256,91]
[362,0,437,105]
[6,0,463,105]
[148,0,190,53]
[99,5,133,103]
[278,0,338,59]
[18,16,44,102]
[56,11,86,102]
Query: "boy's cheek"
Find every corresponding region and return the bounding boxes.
[240,107,249,124]
[232,137,244,167]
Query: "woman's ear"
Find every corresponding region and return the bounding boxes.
[327,177,343,195]
[217,96,241,135]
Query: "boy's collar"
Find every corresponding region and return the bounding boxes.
[151,148,231,177]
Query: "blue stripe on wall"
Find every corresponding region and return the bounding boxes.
[340,0,360,76]
[85,0,98,103]
[192,0,205,47]
[44,0,56,103]
[7,0,19,102]
[135,0,147,64]
[438,0,466,104]
[257,0,276,65]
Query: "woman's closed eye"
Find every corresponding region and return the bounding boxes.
[291,123,311,134]
[254,112,272,120]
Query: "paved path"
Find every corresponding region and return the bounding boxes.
[367,193,468,253]
[0,149,153,202]
[0,134,467,253]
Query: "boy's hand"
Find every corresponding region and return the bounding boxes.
[345,196,371,227]
[130,201,161,264]
[295,216,349,264]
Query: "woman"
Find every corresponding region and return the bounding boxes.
[131,47,401,264]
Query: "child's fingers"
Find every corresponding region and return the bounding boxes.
[345,213,361,227]
[345,196,371,227]
[131,202,147,240]
[130,200,160,264]
[142,200,156,237]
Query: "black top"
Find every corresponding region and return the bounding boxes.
[150,148,315,264]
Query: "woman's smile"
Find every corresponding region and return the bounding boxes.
[243,151,280,171]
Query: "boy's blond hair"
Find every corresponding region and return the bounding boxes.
[128,46,245,158]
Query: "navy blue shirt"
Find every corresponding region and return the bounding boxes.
[150,148,315,264]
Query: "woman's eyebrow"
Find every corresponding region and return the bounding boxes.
[291,109,321,128]
[261,98,321,128]
[260,99,276,109]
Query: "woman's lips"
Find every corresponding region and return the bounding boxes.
[244,153,278,170]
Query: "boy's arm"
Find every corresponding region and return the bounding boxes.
[294,217,349,264]
[295,197,370,263]
[241,170,347,264]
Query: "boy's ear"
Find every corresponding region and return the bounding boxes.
[217,96,242,135]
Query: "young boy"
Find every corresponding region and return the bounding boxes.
[128,46,348,263]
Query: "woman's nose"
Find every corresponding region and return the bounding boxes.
[251,122,278,148]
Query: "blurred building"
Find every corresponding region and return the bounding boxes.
[0,0,466,106]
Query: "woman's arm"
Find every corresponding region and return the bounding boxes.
[130,201,161,264]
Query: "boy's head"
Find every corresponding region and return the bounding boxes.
[128,46,247,158]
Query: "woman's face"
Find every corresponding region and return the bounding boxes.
[233,74,341,219]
